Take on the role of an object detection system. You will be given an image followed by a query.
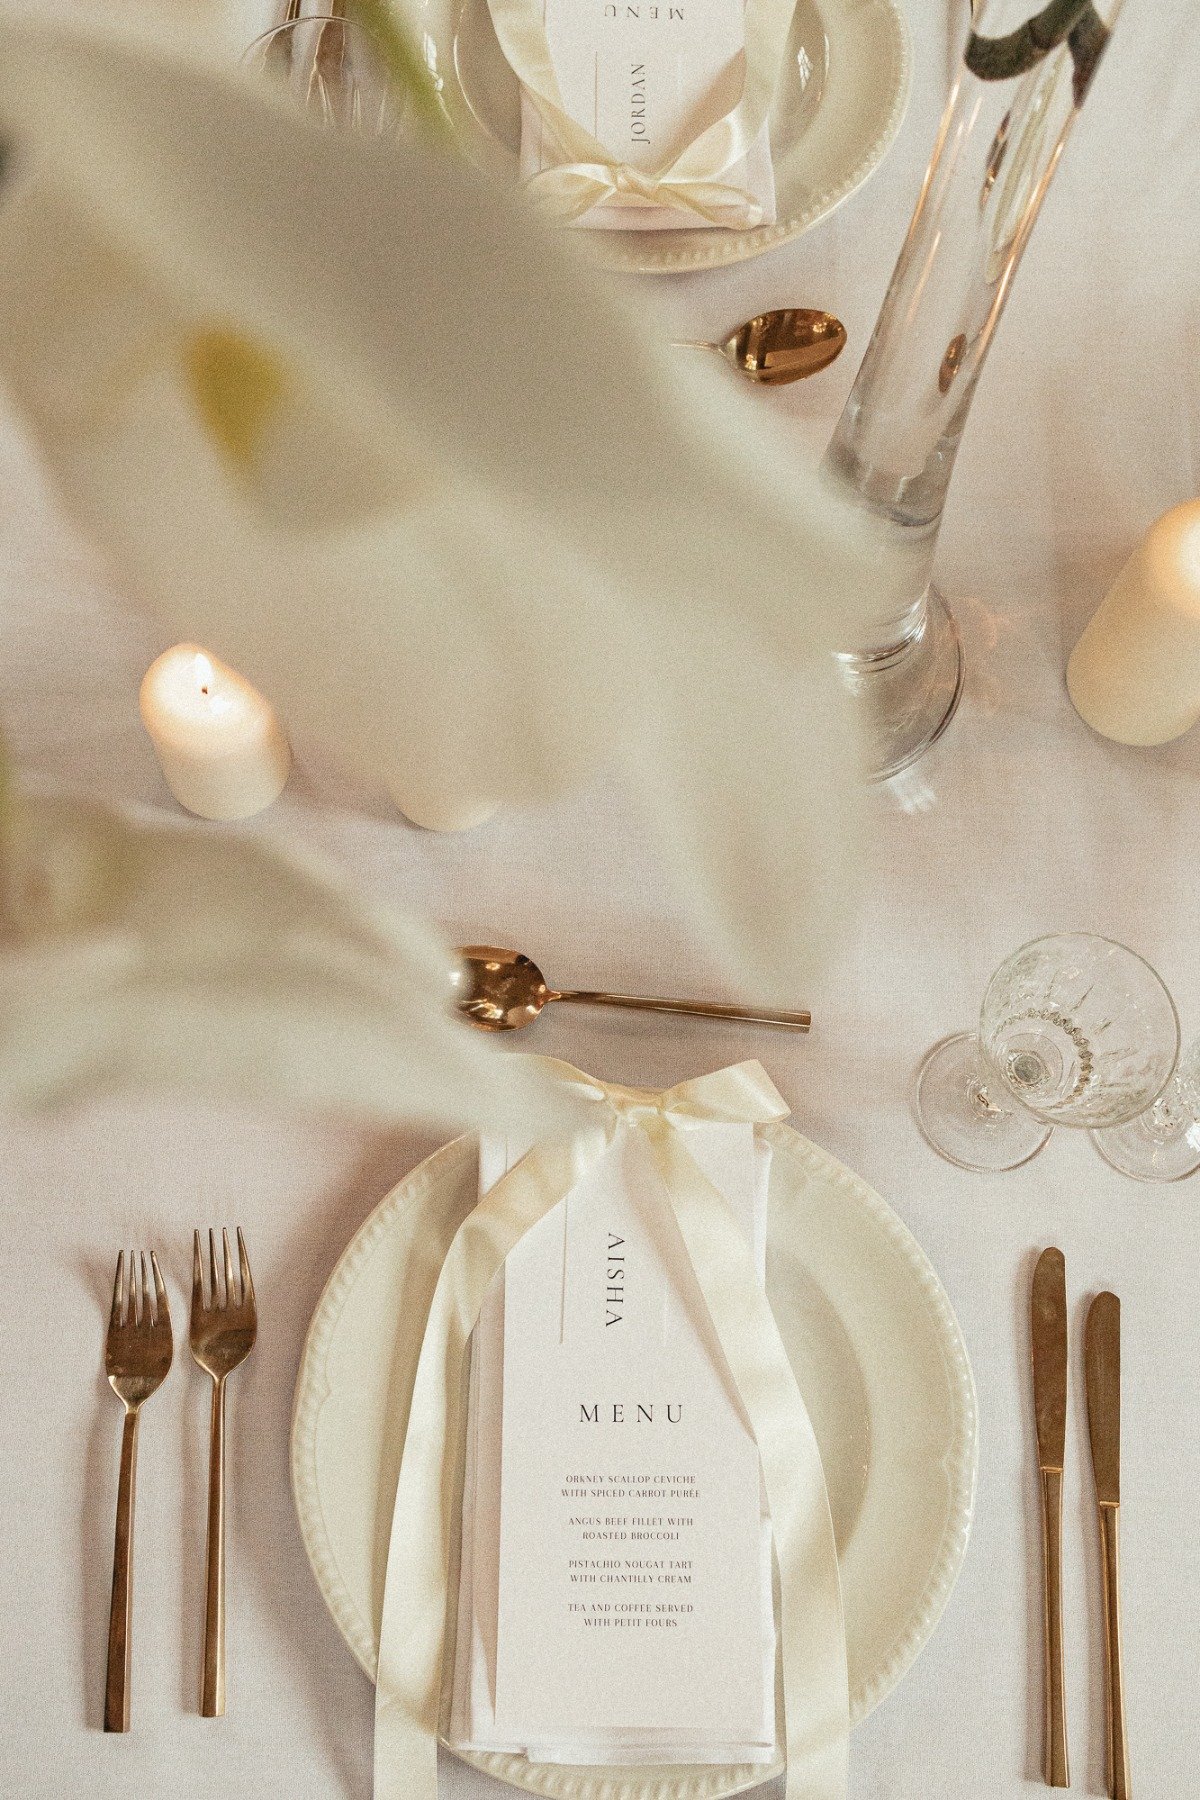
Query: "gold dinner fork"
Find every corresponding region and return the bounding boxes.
[190,1228,257,1717]
[104,1250,173,1733]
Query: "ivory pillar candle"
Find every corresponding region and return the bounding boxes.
[139,645,291,819]
[1067,499,1200,746]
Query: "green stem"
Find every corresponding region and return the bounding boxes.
[1068,6,1111,102]
[966,0,1093,80]
[346,0,453,138]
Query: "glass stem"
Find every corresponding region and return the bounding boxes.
[971,1080,1009,1121]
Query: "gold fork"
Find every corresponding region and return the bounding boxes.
[190,1228,257,1717]
[104,1250,173,1733]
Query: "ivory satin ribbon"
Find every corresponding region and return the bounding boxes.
[486,0,800,226]
[373,1057,849,1800]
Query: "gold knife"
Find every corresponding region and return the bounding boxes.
[1086,1291,1131,1800]
[1032,1247,1070,1787]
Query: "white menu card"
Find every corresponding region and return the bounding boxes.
[518,0,777,231]
[450,1122,776,1764]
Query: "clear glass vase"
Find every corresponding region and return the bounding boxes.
[824,0,1125,780]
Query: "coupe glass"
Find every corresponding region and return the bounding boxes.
[1091,1034,1200,1183]
[243,12,403,136]
[916,934,1180,1172]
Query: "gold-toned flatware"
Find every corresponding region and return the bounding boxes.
[1031,1247,1070,1788]
[453,945,811,1034]
[104,1250,173,1733]
[190,1229,258,1718]
[674,308,847,385]
[1086,1290,1131,1800]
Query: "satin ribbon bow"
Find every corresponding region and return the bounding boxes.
[373,1056,848,1800]
[524,159,766,230]
[485,0,801,228]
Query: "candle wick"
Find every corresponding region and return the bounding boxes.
[201,686,209,695]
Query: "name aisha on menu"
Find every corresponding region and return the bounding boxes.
[605,1230,625,1326]
[591,1227,683,1419]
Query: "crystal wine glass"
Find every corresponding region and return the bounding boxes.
[916,934,1180,1172]
[1091,1033,1200,1182]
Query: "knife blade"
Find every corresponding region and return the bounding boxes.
[1031,1247,1070,1787]
[1032,1247,1068,1474]
[1087,1290,1130,1800]
[1086,1290,1121,1506]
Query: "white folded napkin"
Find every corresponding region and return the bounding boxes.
[372,1059,848,1800]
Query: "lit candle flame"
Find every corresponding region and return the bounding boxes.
[191,650,233,714]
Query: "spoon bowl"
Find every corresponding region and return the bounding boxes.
[452,946,552,1031]
[677,308,847,385]
[453,945,812,1033]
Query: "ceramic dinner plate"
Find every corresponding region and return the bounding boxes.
[399,0,911,273]
[292,1124,975,1798]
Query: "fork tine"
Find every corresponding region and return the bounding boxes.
[193,1230,205,1313]
[151,1252,169,1327]
[140,1253,151,1327]
[209,1229,221,1309]
[223,1228,236,1307]
[128,1250,141,1326]
[110,1251,125,1328]
[237,1228,255,1312]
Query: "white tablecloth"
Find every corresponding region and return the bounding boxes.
[1,0,1198,1794]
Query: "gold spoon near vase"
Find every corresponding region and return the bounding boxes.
[674,309,847,385]
[453,945,811,1033]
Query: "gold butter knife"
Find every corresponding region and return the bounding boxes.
[1032,1247,1070,1787]
[1086,1291,1131,1800]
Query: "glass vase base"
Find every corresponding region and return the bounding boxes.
[915,1032,1052,1172]
[838,585,964,783]
[1091,1115,1200,1184]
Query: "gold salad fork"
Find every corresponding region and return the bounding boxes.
[190,1229,257,1717]
[104,1251,173,1733]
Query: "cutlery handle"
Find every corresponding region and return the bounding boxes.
[1039,1468,1069,1787]
[201,1377,227,1717]
[553,989,812,1032]
[104,1407,139,1733]
[1099,1505,1131,1800]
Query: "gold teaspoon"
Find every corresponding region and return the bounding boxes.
[674,309,847,385]
[453,945,811,1034]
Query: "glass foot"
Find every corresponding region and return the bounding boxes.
[1091,1087,1200,1183]
[915,1031,1052,1171]
[837,585,964,783]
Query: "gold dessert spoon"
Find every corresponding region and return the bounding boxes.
[674,308,847,385]
[453,945,811,1033]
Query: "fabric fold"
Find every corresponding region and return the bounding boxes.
[373,1056,848,1800]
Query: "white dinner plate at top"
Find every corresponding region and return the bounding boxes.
[292,1125,976,1799]
[399,0,911,273]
